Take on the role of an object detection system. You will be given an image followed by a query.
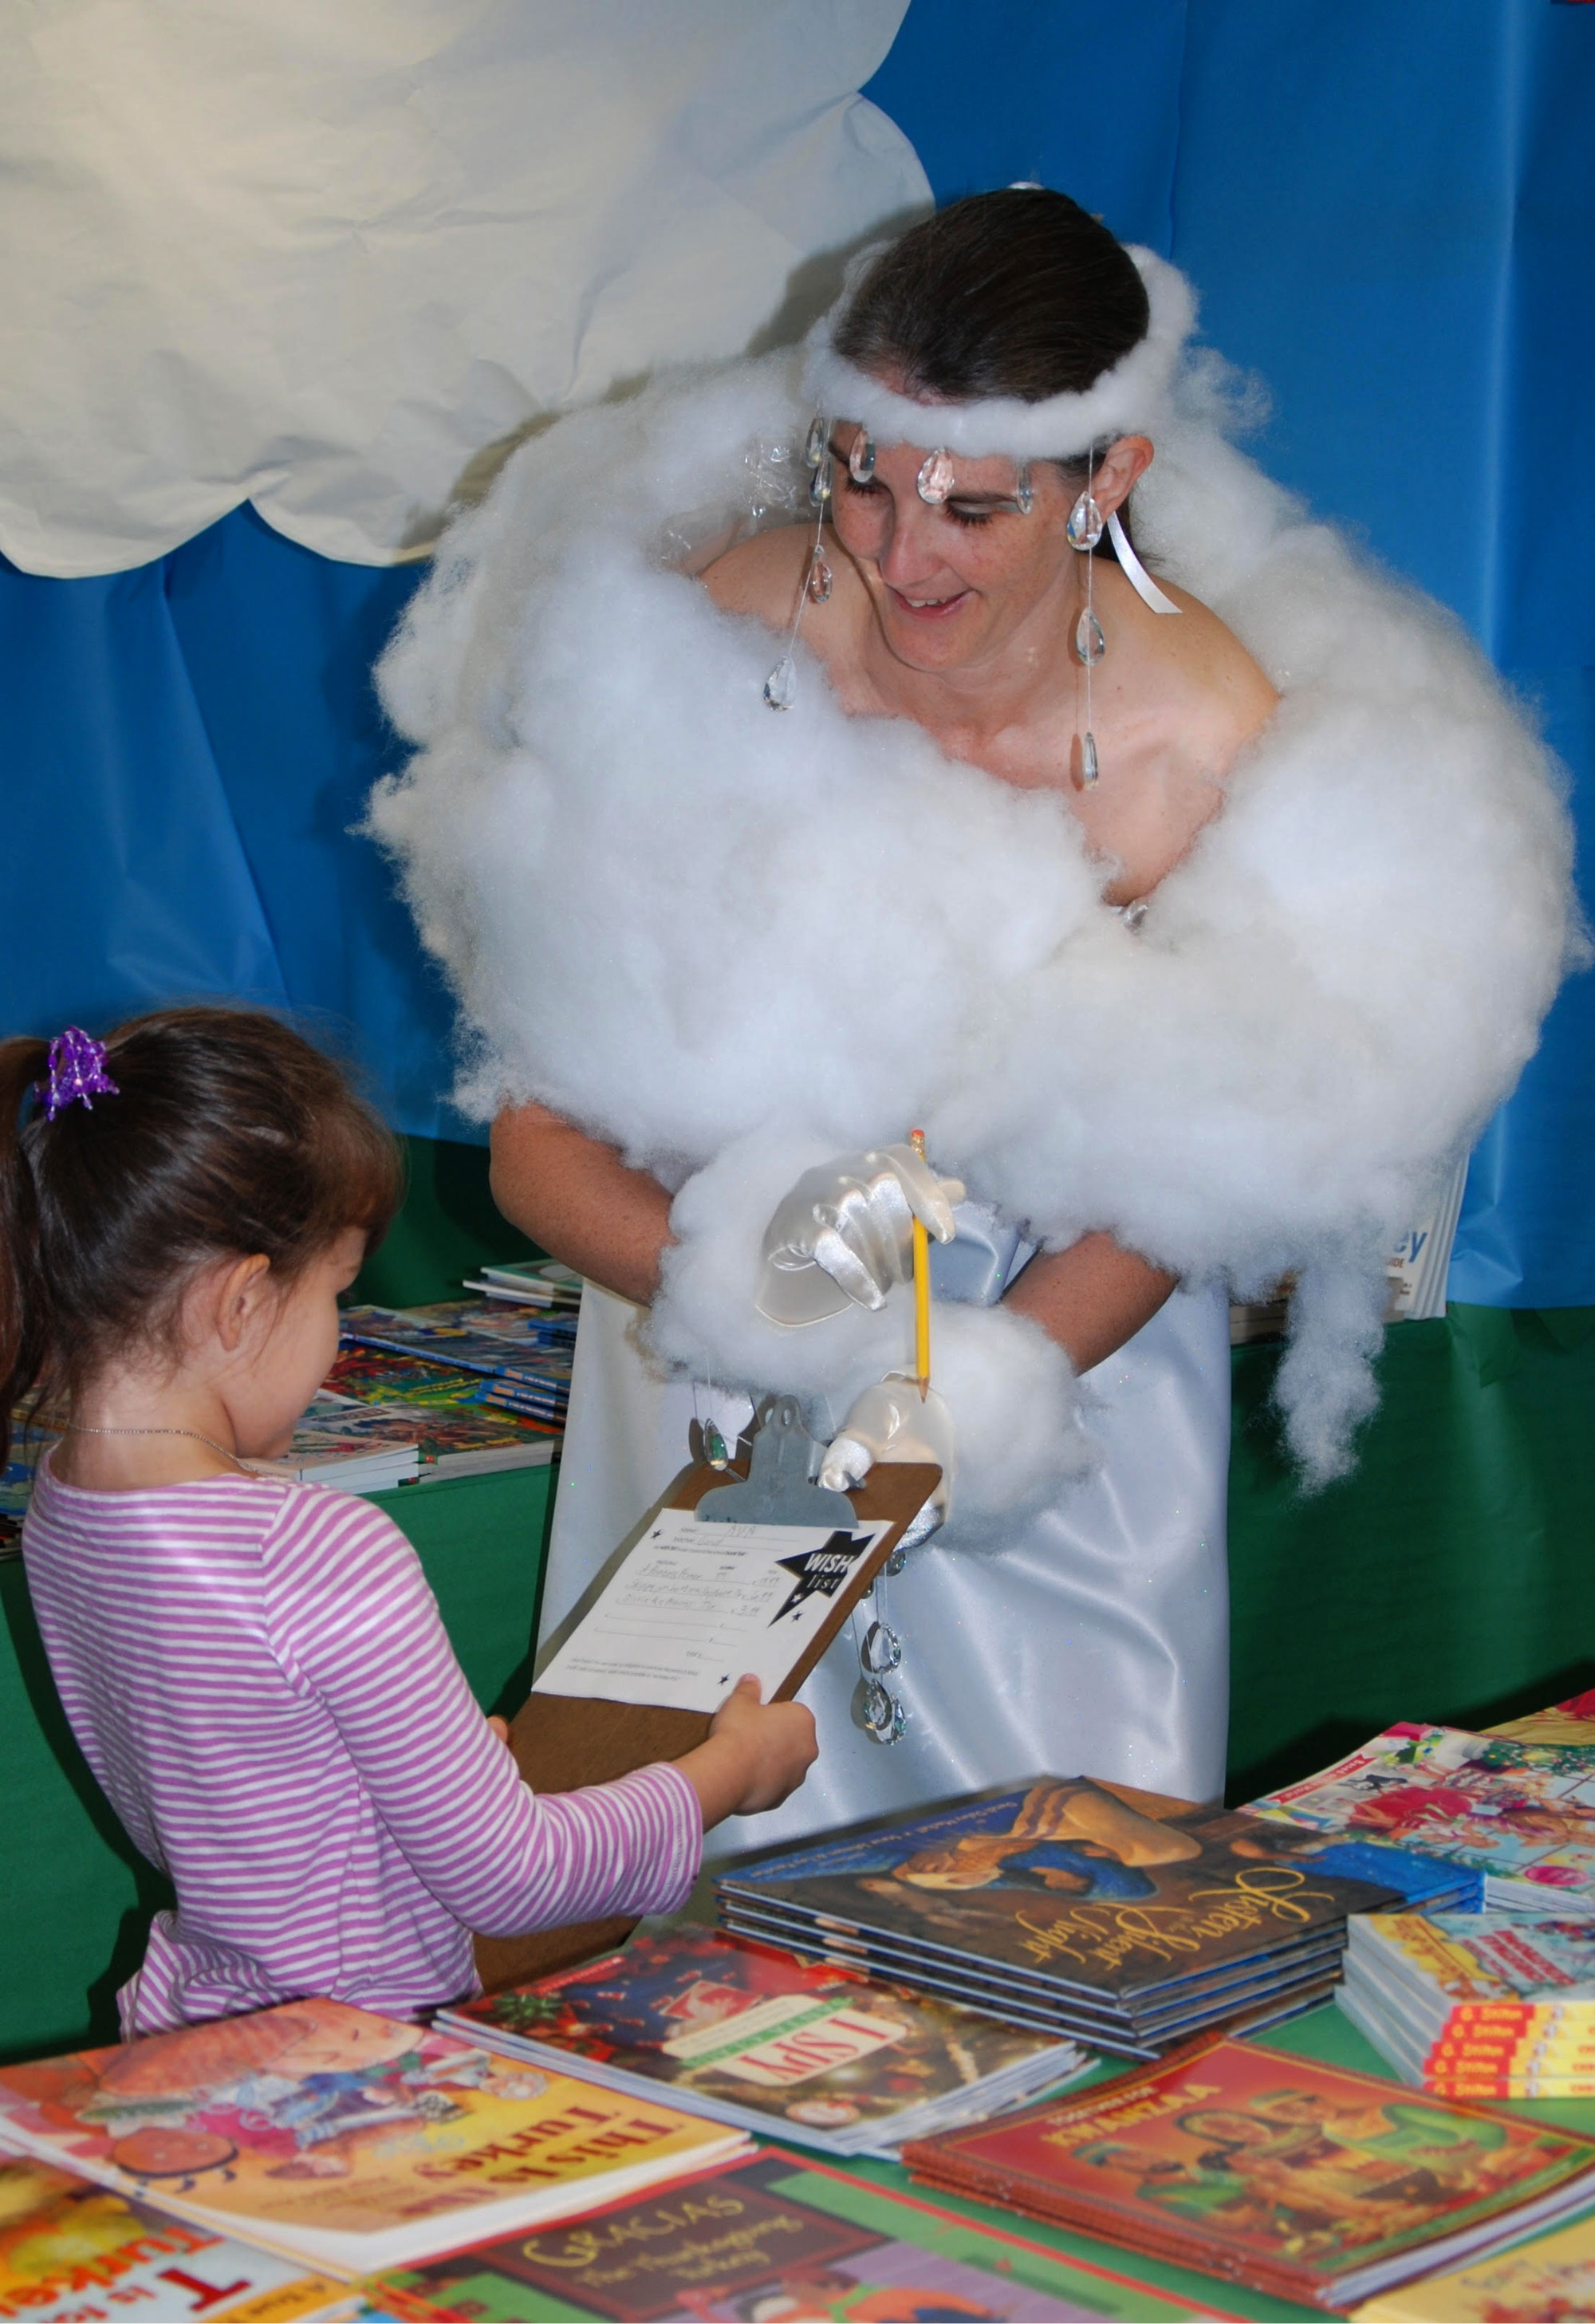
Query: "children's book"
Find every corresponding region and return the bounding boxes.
[437,1927,1089,2157]
[250,1396,422,1491]
[466,1259,582,1310]
[1248,1722,1595,1911]
[715,1778,1401,2055]
[900,2031,1595,2313]
[1350,2207,1595,2319]
[321,1347,499,1408]
[368,2147,1199,2322]
[0,2151,359,2322]
[0,1998,746,2276]
[1487,1684,1595,1748]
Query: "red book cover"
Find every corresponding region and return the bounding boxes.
[902,2034,1595,2309]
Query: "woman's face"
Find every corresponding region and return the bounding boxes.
[829,420,1077,676]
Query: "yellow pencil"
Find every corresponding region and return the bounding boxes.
[909,1128,931,1400]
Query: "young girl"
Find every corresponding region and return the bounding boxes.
[5,1009,816,2037]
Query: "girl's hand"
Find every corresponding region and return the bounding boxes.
[676,1676,817,1827]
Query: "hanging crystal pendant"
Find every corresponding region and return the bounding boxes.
[808,453,833,508]
[1075,607,1106,665]
[861,1620,901,1674]
[701,1419,731,1470]
[1078,731,1100,789]
[861,1678,906,1744]
[1014,460,1034,515]
[916,447,955,504]
[763,657,797,711]
[1067,490,1105,549]
[803,415,826,471]
[806,550,833,604]
[848,432,876,483]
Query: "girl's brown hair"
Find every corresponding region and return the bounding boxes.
[0,1007,402,1463]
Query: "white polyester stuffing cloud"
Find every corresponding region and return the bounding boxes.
[370,345,1580,1490]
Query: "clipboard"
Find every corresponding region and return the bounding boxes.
[473,1452,940,1995]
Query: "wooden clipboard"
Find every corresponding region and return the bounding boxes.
[473,1456,939,1994]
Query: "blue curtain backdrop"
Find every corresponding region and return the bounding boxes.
[2,0,1591,1301]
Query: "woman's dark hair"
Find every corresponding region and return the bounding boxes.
[0,1007,403,1463]
[834,187,1150,412]
[834,188,1152,545]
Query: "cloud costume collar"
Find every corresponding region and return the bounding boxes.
[370,340,1577,1499]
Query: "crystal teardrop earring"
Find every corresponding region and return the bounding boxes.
[1071,463,1103,787]
[766,416,832,710]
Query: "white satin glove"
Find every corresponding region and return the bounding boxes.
[819,1375,955,1549]
[757,1144,966,1326]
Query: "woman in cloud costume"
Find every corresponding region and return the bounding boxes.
[372,191,1576,1838]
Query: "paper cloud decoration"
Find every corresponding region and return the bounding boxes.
[0,0,925,574]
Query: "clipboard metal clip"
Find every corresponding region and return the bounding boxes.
[695,1393,857,1528]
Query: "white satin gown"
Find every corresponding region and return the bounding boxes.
[538,1203,1231,1857]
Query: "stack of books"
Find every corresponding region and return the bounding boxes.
[252,1393,422,1492]
[371,2145,1153,2322]
[340,1300,573,1432]
[0,1997,746,2281]
[715,1777,1415,2057]
[1341,1909,1595,2096]
[463,1257,582,1315]
[435,1925,1090,2158]
[0,2150,358,2322]
[1247,1720,1595,1912]
[900,2031,1595,2316]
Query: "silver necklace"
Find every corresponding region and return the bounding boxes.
[65,1422,249,1471]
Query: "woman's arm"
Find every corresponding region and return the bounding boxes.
[1003,1231,1177,1373]
[490,1102,672,1306]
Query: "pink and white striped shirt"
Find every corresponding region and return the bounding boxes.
[23,1459,700,2035]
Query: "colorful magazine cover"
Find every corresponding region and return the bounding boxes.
[1350,1910,1595,2013]
[0,2153,358,2322]
[1249,1723,1595,1908]
[1486,1687,1595,1750]
[1350,2206,1595,2319]
[0,1999,745,2276]
[372,2148,1198,2322]
[322,1346,496,1406]
[438,1928,1086,2155]
[716,1778,1398,2019]
[900,2034,1595,2311]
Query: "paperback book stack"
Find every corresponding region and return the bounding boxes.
[1249,1720,1595,1912]
[463,1257,583,1315]
[899,2032,1595,2315]
[0,1997,746,2277]
[715,1777,1416,2058]
[436,1925,1090,2158]
[1341,1909,1595,2096]
[340,1298,573,1432]
[0,2150,358,2322]
[372,2147,1190,2322]
[253,1393,421,1492]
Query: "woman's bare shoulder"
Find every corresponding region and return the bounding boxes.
[1152,577,1279,757]
[701,523,809,624]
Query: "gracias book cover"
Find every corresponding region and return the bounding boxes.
[372,2148,1198,2322]
[0,1999,744,2278]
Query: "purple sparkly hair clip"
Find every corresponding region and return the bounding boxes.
[37,1027,120,1121]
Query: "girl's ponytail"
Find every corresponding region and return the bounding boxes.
[0,1010,401,1474]
[0,1038,53,1467]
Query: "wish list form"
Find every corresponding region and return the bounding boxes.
[534,1508,893,1711]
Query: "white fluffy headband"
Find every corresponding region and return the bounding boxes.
[799,246,1196,461]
